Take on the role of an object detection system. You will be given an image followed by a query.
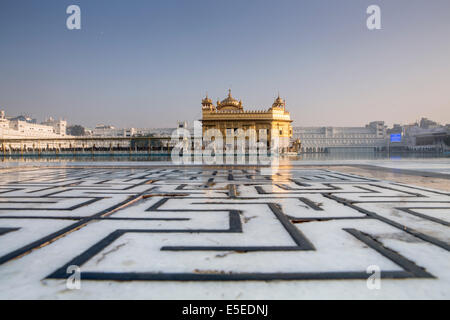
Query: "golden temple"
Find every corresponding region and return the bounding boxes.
[201,90,293,151]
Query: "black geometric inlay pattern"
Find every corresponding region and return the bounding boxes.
[46,227,433,281]
[0,227,20,236]
[0,166,447,283]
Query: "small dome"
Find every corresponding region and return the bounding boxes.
[201,94,213,106]
[272,94,285,108]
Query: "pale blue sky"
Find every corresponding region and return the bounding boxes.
[0,0,449,128]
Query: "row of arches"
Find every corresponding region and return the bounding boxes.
[301,147,328,153]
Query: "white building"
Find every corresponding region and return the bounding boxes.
[88,122,189,139]
[0,110,67,139]
[89,125,136,138]
[399,124,449,151]
[0,110,9,130]
[293,121,387,153]
[84,124,183,149]
[41,117,67,137]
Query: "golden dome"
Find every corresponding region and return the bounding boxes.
[217,89,242,110]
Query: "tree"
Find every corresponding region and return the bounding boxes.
[67,125,85,136]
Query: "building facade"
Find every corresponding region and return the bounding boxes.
[88,125,136,138]
[201,90,293,151]
[293,121,387,153]
[389,123,449,152]
[0,110,67,139]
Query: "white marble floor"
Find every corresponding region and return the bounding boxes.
[0,165,448,299]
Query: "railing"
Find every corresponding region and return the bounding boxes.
[0,136,174,157]
[0,136,301,159]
